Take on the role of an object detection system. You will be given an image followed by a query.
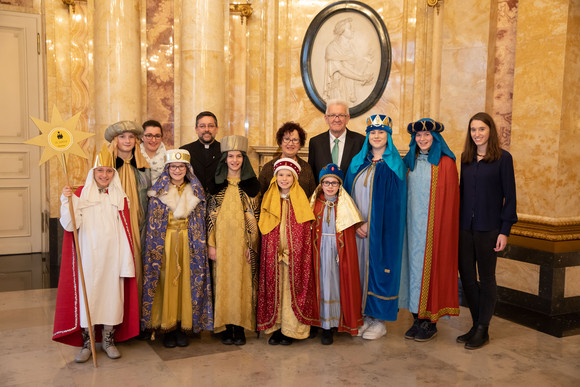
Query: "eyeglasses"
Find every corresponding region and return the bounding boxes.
[325,114,349,120]
[143,134,162,139]
[321,181,340,187]
[282,138,300,144]
[169,164,186,170]
[197,124,216,129]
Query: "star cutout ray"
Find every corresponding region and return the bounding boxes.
[24,105,94,167]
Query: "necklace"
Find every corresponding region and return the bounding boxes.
[477,153,485,157]
[324,199,336,226]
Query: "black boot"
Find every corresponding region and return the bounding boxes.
[414,321,437,342]
[456,325,477,343]
[175,330,189,347]
[404,314,421,340]
[268,329,282,345]
[465,325,489,349]
[233,325,246,346]
[309,326,318,339]
[163,330,177,348]
[321,329,333,345]
[221,324,234,345]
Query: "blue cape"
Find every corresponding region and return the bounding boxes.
[344,156,407,321]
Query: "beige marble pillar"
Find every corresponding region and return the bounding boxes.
[509,0,580,247]
[429,1,444,120]
[179,0,226,145]
[511,0,580,221]
[94,0,142,145]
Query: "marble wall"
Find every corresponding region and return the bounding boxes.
[4,0,579,236]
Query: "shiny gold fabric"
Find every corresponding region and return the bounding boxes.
[150,213,194,331]
[211,178,256,333]
[259,176,314,235]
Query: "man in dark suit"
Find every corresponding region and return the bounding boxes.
[308,100,366,184]
[180,111,221,192]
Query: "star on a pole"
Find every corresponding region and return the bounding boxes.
[24,105,94,166]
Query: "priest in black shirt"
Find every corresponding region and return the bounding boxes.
[180,111,221,192]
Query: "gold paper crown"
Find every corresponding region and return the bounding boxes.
[366,114,392,128]
[93,143,115,168]
[220,135,248,153]
[164,149,191,164]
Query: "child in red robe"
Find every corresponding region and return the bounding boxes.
[257,158,318,345]
[310,163,364,345]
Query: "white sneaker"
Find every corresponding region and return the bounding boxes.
[362,319,387,340]
[357,316,372,337]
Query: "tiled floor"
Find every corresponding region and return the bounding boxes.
[1,288,579,386]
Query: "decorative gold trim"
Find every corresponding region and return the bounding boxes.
[427,0,442,15]
[511,214,580,241]
[230,3,253,25]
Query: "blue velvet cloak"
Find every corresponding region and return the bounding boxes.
[344,154,407,321]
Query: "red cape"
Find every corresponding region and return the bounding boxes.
[52,186,139,346]
[257,200,319,330]
[312,193,363,334]
[418,156,460,321]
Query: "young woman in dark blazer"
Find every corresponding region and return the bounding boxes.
[457,112,517,349]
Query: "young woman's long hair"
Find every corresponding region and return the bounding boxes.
[461,112,503,164]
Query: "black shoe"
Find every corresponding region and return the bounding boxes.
[404,318,421,339]
[268,329,282,345]
[465,325,489,349]
[233,325,246,346]
[163,331,177,348]
[221,325,234,345]
[175,330,189,347]
[279,333,293,346]
[456,325,478,343]
[414,321,437,342]
[136,330,150,341]
[309,326,318,339]
[321,329,333,345]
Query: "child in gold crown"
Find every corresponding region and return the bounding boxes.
[52,144,139,363]
[141,149,213,348]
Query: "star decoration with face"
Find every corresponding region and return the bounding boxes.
[24,105,94,166]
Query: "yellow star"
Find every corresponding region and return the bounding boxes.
[24,105,94,166]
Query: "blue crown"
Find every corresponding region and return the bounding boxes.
[365,114,393,133]
[319,163,344,184]
[407,118,444,134]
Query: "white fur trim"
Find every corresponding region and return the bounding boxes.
[158,184,200,219]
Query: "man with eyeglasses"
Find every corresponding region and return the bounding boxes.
[308,100,365,184]
[180,111,221,192]
[140,120,168,184]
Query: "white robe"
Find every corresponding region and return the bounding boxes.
[60,170,135,327]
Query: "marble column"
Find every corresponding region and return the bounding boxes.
[511,0,580,222]
[429,1,444,120]
[495,0,580,337]
[94,0,142,145]
[179,0,226,146]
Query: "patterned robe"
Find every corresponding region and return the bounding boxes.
[207,177,261,332]
[141,172,213,332]
[257,199,318,331]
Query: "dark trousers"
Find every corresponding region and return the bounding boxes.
[458,229,499,327]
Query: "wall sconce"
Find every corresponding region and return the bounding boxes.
[61,0,76,13]
[427,0,442,15]
[229,1,253,25]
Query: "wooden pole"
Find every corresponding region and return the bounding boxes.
[61,154,98,368]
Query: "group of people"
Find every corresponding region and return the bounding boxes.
[52,101,517,364]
